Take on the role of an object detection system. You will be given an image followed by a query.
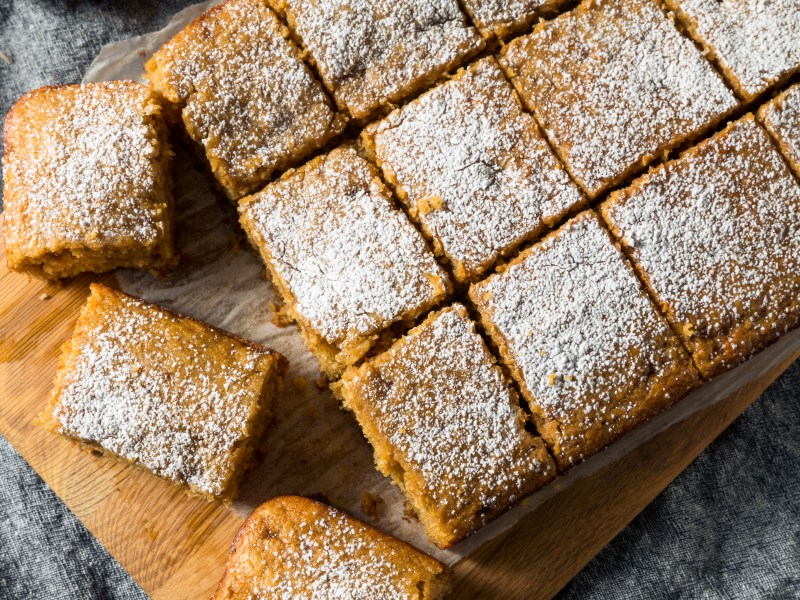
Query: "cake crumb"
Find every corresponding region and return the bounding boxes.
[292,376,309,392]
[416,195,446,215]
[361,491,382,520]
[0,51,13,64]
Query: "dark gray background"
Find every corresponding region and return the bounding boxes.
[1,2,798,598]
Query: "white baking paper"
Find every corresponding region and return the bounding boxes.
[82,4,800,564]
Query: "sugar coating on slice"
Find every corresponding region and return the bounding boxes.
[239,147,449,352]
[759,84,800,176]
[364,58,584,282]
[3,82,170,262]
[49,286,281,498]
[500,0,736,198]
[664,0,800,98]
[460,0,566,39]
[145,0,344,199]
[214,497,449,599]
[271,0,483,120]
[601,116,800,377]
[470,212,698,468]
[337,305,554,546]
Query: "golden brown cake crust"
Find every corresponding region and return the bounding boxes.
[239,146,450,379]
[41,284,287,501]
[470,212,700,470]
[213,495,451,600]
[601,115,800,378]
[335,304,555,547]
[3,81,175,280]
[144,0,346,200]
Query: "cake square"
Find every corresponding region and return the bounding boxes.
[469,212,699,470]
[600,115,800,378]
[459,0,567,40]
[41,284,287,502]
[334,304,555,548]
[268,0,484,121]
[145,0,346,201]
[239,146,450,380]
[213,496,451,599]
[499,0,737,199]
[3,82,175,280]
[759,84,800,178]
[663,0,800,100]
[362,57,585,283]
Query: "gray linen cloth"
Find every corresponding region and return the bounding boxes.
[1,1,798,598]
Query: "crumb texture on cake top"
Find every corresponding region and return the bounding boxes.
[213,496,450,599]
[271,0,483,119]
[460,0,565,39]
[500,0,736,198]
[601,116,800,377]
[365,57,584,281]
[664,0,800,98]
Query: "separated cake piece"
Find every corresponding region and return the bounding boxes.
[42,284,287,502]
[759,84,800,178]
[145,0,346,200]
[3,82,175,280]
[499,0,736,199]
[334,304,555,548]
[600,115,800,379]
[663,0,800,100]
[469,212,699,471]
[460,0,567,40]
[239,146,450,380]
[213,496,451,599]
[363,58,584,283]
[268,0,483,121]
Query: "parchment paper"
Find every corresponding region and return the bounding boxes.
[83,4,800,564]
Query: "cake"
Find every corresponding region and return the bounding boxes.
[268,0,483,121]
[238,146,450,380]
[459,0,567,40]
[499,0,737,199]
[41,284,287,502]
[469,212,700,470]
[663,0,800,100]
[600,115,800,378]
[362,57,585,283]
[213,496,451,599]
[333,304,555,547]
[758,83,800,178]
[144,0,346,200]
[2,81,175,280]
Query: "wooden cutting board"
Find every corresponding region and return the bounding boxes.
[2,220,798,600]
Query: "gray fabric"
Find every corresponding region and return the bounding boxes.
[0,1,798,598]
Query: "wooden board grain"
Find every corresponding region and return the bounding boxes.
[1,226,798,600]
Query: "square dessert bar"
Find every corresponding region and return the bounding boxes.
[3,82,175,280]
[601,115,800,378]
[759,84,800,178]
[460,0,567,40]
[363,57,585,283]
[145,0,346,200]
[42,284,287,502]
[334,304,555,548]
[213,496,451,599]
[663,0,800,100]
[239,146,450,380]
[469,212,699,470]
[499,0,737,199]
[268,0,483,121]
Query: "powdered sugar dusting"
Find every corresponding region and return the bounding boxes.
[146,0,343,198]
[53,289,275,498]
[760,83,800,176]
[501,0,736,198]
[666,0,800,98]
[342,305,553,537]
[276,0,483,119]
[3,82,168,257]
[366,58,583,281]
[461,0,562,38]
[239,147,449,349]
[603,116,800,358]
